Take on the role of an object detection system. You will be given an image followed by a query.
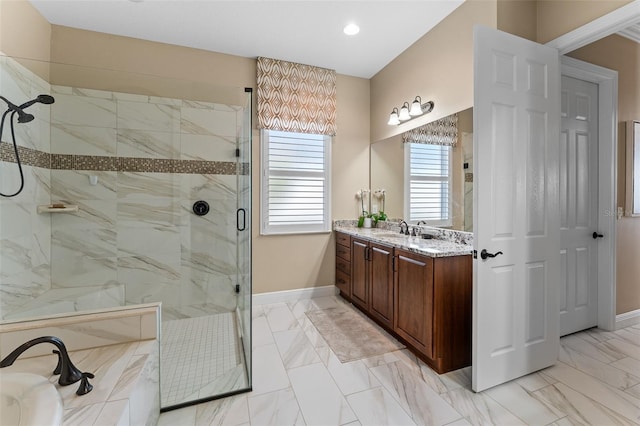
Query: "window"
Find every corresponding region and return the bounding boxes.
[261,130,331,235]
[405,143,452,226]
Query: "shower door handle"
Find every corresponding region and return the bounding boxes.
[237,208,246,231]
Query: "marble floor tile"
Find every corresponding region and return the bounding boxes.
[326,351,382,396]
[369,361,462,425]
[441,387,527,426]
[248,388,305,426]
[253,315,275,348]
[560,333,626,364]
[251,343,290,396]
[611,357,640,380]
[264,302,298,332]
[559,345,640,390]
[533,382,637,425]
[273,327,321,369]
[193,393,250,426]
[484,380,562,425]
[614,329,640,347]
[288,362,357,426]
[157,295,640,426]
[599,338,640,361]
[157,405,197,426]
[346,387,417,426]
[541,362,640,423]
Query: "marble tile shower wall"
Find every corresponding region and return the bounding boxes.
[49,85,243,316]
[0,55,246,318]
[0,56,52,317]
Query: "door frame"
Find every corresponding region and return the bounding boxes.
[561,57,618,332]
[547,2,638,330]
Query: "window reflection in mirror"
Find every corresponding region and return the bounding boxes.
[370,107,473,232]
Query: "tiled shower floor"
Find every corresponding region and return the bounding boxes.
[161,312,244,407]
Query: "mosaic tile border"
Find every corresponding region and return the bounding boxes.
[1,142,249,175]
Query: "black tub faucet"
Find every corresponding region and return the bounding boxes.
[0,336,94,395]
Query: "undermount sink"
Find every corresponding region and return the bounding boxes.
[0,372,63,426]
[374,232,409,240]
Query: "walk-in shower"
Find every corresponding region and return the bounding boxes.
[0,55,252,409]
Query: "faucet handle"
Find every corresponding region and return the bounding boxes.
[76,372,94,395]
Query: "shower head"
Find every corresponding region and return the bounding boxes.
[16,112,35,123]
[19,94,55,109]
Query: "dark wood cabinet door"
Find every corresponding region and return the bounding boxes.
[394,249,434,358]
[369,242,394,328]
[351,238,369,310]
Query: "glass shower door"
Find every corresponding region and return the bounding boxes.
[236,88,252,389]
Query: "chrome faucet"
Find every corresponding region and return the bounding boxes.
[398,220,410,235]
[0,336,94,395]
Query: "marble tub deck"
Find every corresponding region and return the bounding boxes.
[159,295,640,426]
[1,339,159,426]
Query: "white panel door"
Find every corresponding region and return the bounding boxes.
[559,76,599,336]
[473,26,561,392]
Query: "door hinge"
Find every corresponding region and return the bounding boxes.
[473,250,477,259]
[235,148,240,158]
[235,284,240,294]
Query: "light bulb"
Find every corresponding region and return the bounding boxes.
[387,108,400,125]
[409,96,423,116]
[398,102,411,121]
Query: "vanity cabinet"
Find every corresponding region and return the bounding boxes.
[394,248,472,373]
[335,232,351,300]
[394,249,434,358]
[334,231,472,374]
[351,237,394,328]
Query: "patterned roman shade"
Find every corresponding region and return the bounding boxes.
[257,57,337,136]
[402,114,458,146]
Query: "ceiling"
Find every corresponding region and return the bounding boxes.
[29,0,465,79]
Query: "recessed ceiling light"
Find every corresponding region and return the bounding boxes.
[343,23,360,36]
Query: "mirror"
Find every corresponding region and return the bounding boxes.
[370,107,473,231]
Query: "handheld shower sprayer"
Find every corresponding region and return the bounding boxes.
[0,94,55,197]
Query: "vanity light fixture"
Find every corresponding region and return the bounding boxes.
[387,107,400,125]
[387,96,435,126]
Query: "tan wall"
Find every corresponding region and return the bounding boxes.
[536,0,634,44]
[568,34,640,315]
[0,0,51,79]
[370,0,497,143]
[0,0,50,60]
[497,0,538,41]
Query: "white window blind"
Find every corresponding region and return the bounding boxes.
[261,130,331,234]
[405,143,452,226]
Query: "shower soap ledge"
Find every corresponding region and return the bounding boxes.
[37,204,79,214]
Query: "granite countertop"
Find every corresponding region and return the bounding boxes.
[334,225,473,258]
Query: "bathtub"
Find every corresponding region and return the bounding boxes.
[0,372,63,426]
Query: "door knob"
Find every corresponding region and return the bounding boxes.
[592,232,604,239]
[480,249,503,260]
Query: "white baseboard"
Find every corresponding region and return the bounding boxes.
[253,285,337,306]
[616,308,640,329]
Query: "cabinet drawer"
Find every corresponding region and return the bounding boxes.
[335,268,351,292]
[336,243,351,261]
[336,257,351,275]
[336,232,351,247]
